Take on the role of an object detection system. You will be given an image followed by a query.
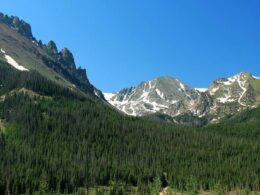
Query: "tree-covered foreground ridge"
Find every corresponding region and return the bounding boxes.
[0,12,260,194]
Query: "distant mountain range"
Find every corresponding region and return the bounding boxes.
[0,12,259,126]
[104,73,260,124]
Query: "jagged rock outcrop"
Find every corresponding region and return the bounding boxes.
[0,12,34,39]
[58,48,76,70]
[46,41,58,56]
[76,67,88,81]
[0,12,104,100]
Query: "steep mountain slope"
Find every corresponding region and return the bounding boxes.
[0,59,260,194]
[0,12,104,99]
[205,72,259,119]
[105,73,260,123]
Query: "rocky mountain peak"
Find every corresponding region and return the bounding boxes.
[209,72,250,93]
[0,12,34,40]
[104,76,200,116]
[104,73,260,123]
[47,40,58,55]
[59,48,76,70]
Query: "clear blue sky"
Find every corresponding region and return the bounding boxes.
[1,0,260,92]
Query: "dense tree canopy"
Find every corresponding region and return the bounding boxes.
[0,61,259,194]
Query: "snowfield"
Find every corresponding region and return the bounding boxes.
[1,48,29,71]
[103,92,116,100]
[195,88,208,92]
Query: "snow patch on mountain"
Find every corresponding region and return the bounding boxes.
[104,93,116,101]
[217,95,235,103]
[176,79,186,91]
[148,81,152,89]
[237,75,248,106]
[156,88,164,99]
[1,48,29,71]
[103,73,259,123]
[195,88,208,92]
[222,80,233,85]
[1,48,6,54]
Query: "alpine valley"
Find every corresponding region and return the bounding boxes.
[0,12,260,195]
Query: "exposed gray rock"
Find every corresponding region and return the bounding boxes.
[104,73,260,123]
[47,41,58,56]
[58,48,76,70]
[0,12,34,39]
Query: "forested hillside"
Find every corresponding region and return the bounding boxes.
[0,61,260,194]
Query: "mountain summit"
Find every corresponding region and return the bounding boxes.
[104,76,199,116]
[104,73,260,123]
[0,12,104,99]
[0,12,34,40]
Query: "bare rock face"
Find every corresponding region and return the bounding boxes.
[104,73,260,124]
[47,41,58,56]
[58,48,76,70]
[105,77,200,116]
[0,13,34,40]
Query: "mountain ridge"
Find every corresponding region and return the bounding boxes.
[104,72,260,124]
[0,12,34,40]
[0,12,104,100]
[1,12,260,124]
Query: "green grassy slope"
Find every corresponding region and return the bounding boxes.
[0,22,104,99]
[0,23,75,88]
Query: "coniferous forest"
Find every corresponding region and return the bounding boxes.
[0,60,260,194]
